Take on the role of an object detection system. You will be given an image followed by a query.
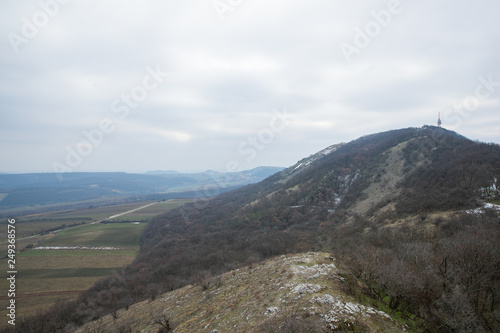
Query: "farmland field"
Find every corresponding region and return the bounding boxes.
[0,199,189,326]
[0,201,154,242]
[0,223,144,323]
[42,223,146,247]
[0,199,190,250]
[105,199,189,222]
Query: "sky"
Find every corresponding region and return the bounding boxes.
[1,0,499,174]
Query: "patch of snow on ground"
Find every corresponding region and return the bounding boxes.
[466,202,500,214]
[484,203,500,210]
[321,146,338,156]
[312,294,391,318]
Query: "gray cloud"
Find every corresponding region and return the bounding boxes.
[1,0,499,173]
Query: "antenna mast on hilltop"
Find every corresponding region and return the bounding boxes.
[437,112,442,127]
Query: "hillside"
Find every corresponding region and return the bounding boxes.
[76,253,405,332]
[10,126,500,332]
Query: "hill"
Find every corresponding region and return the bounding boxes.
[75,252,406,332]
[10,126,500,332]
[0,167,284,216]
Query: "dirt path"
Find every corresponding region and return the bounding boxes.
[105,202,158,220]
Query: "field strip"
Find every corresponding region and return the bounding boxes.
[106,202,159,220]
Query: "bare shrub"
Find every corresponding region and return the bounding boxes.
[153,313,173,333]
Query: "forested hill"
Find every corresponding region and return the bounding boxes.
[12,126,500,332]
[141,125,499,253]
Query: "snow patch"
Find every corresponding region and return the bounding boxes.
[331,170,360,209]
[35,246,120,250]
[479,178,500,199]
[311,294,392,329]
[465,202,500,214]
[321,145,339,156]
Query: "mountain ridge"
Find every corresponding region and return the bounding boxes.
[10,126,500,332]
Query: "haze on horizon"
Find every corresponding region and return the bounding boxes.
[1,0,499,174]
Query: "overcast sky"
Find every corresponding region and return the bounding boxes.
[1,0,499,174]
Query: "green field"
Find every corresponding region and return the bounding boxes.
[4,218,91,239]
[20,268,116,279]
[43,223,146,247]
[21,249,137,257]
[51,201,158,220]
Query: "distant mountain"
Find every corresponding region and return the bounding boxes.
[0,167,284,214]
[13,126,500,332]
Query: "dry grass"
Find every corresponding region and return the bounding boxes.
[76,252,406,333]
